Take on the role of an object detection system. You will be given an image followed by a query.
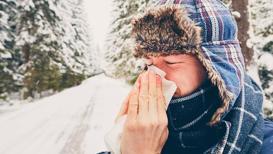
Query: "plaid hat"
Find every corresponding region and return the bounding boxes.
[131,0,245,125]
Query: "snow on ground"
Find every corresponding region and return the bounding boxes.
[0,74,131,154]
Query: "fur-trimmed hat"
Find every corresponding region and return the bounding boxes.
[131,0,245,125]
[131,5,201,57]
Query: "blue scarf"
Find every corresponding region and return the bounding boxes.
[162,80,226,154]
[162,75,264,154]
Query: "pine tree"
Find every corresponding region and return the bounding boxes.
[16,0,65,98]
[15,0,96,99]
[53,0,94,75]
[105,0,150,82]
[0,0,22,99]
[0,0,95,100]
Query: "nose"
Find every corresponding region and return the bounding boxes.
[146,57,166,70]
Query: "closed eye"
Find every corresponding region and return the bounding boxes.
[166,61,183,65]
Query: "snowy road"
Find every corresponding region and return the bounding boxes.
[0,74,131,154]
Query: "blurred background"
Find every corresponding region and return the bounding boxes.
[0,0,273,153]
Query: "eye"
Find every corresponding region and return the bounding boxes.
[166,62,177,64]
[165,61,183,65]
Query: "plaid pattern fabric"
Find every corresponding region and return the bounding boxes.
[205,75,264,154]
[152,0,245,108]
[150,0,264,153]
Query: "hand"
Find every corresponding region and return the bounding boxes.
[116,71,169,154]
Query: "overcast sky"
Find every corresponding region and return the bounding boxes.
[83,0,113,47]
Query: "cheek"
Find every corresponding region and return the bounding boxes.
[173,73,198,89]
[165,67,207,96]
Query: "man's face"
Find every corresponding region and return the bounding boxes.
[145,54,208,97]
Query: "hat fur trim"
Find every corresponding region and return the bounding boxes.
[131,5,202,57]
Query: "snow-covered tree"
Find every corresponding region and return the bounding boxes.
[15,0,96,98]
[0,0,96,100]
[105,0,150,82]
[53,0,95,75]
[0,0,23,99]
[249,0,273,117]
[15,0,62,98]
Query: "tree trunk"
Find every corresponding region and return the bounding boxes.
[231,0,253,67]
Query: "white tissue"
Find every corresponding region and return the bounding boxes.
[148,65,177,108]
[104,66,177,154]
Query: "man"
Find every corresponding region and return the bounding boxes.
[99,0,273,153]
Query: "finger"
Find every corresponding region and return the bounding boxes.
[139,72,149,115]
[127,80,140,119]
[148,71,158,117]
[115,94,130,122]
[115,75,142,122]
[157,75,167,118]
